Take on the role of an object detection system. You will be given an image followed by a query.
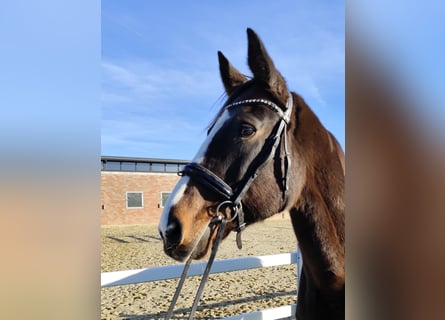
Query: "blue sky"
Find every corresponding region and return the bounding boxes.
[101,1,345,160]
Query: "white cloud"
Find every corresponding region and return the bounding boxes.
[102,61,139,87]
[102,60,220,98]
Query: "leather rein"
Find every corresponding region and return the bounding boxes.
[165,93,294,319]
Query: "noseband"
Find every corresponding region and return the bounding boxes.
[179,92,294,248]
[165,93,293,320]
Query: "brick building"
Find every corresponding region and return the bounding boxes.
[101,156,188,225]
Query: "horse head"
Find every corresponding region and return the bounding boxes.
[158,28,305,262]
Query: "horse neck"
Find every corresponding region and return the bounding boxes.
[289,93,345,290]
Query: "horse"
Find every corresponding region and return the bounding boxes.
[158,28,345,320]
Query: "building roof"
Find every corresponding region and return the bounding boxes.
[101,156,190,164]
[101,156,190,173]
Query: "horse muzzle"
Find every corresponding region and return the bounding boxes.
[160,217,215,262]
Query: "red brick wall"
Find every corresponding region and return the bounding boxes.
[101,171,181,225]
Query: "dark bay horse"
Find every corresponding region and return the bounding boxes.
[158,28,345,319]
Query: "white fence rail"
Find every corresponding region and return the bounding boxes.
[101,250,302,320]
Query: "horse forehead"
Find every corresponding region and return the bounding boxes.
[193,109,231,164]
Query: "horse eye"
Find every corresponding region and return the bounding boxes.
[240,124,256,138]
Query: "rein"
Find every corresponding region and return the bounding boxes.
[165,215,228,320]
[165,93,293,319]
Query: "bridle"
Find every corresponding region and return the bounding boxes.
[180,92,294,247]
[165,92,294,320]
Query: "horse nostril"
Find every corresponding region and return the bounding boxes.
[165,219,182,250]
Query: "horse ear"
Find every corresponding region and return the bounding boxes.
[247,28,288,102]
[218,51,248,96]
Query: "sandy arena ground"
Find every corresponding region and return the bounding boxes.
[101,217,299,319]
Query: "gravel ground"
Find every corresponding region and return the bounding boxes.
[101,217,299,319]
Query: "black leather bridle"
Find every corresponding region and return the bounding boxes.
[179,92,294,248]
[165,93,294,320]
